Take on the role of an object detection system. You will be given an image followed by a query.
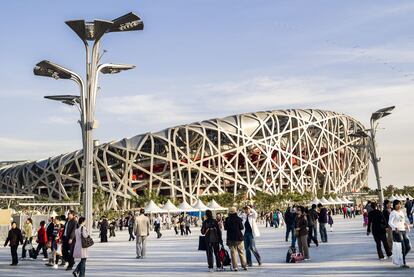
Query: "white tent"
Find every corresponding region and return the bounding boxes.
[192,199,209,211]
[207,199,226,211]
[178,201,198,212]
[327,196,339,205]
[162,200,181,213]
[341,197,353,204]
[310,197,320,205]
[334,196,346,205]
[388,195,397,201]
[320,197,330,205]
[144,200,164,214]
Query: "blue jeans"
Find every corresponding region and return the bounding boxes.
[74,258,86,277]
[244,232,261,266]
[286,224,296,247]
[319,223,328,242]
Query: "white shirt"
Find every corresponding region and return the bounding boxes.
[388,210,407,231]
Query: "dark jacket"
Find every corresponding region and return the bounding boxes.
[309,208,318,226]
[367,209,387,235]
[4,228,23,247]
[318,208,328,224]
[284,210,296,226]
[201,218,222,243]
[382,209,391,228]
[224,213,244,242]
[295,215,308,237]
[63,219,77,240]
[46,222,55,240]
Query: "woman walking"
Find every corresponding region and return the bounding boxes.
[201,209,222,272]
[21,218,34,259]
[389,200,411,269]
[295,206,310,260]
[73,216,89,277]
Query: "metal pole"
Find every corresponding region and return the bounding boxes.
[370,120,384,206]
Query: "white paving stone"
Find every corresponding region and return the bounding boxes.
[0,215,413,276]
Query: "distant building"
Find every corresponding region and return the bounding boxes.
[0,109,369,209]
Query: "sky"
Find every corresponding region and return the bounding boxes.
[0,0,413,188]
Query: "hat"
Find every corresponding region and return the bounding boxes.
[229,207,237,214]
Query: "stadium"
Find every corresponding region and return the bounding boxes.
[0,109,369,209]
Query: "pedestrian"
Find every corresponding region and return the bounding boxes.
[109,220,116,237]
[72,216,89,277]
[306,207,318,247]
[201,209,222,272]
[4,221,23,266]
[317,203,328,243]
[224,207,247,271]
[367,202,392,260]
[240,205,262,267]
[382,200,393,252]
[328,210,334,232]
[295,206,310,260]
[128,215,135,241]
[173,216,179,235]
[389,200,411,269]
[273,210,279,228]
[62,210,77,270]
[405,198,413,225]
[100,216,109,243]
[34,220,48,260]
[154,214,162,238]
[216,213,224,231]
[134,208,150,259]
[21,218,34,259]
[285,206,297,247]
[185,215,192,235]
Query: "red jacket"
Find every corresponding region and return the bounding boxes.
[37,227,47,244]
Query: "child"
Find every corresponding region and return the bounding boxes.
[328,210,334,232]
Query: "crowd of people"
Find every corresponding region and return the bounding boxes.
[2,197,413,274]
[3,210,91,277]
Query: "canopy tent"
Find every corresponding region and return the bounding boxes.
[327,196,339,205]
[309,197,320,205]
[334,196,347,205]
[388,195,397,201]
[341,197,353,204]
[192,199,209,211]
[178,201,198,212]
[207,199,226,211]
[144,200,164,214]
[162,200,181,213]
[319,197,330,205]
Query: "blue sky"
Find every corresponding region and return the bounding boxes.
[1,1,413,187]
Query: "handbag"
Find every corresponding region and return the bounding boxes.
[81,226,94,248]
[198,235,207,251]
[392,241,404,266]
[25,242,33,251]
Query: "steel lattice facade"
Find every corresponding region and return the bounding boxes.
[0,109,369,209]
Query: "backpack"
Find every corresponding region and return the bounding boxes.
[286,246,304,263]
[218,245,231,266]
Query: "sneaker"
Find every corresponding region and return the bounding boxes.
[304,258,311,261]
[72,271,78,277]
[53,264,58,269]
[42,258,49,261]
[258,261,262,266]
[208,268,214,273]
[401,265,410,269]
[233,268,239,271]
[243,267,248,271]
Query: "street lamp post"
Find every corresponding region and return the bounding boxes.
[34,12,143,231]
[350,106,395,206]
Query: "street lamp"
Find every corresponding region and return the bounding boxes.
[40,12,142,231]
[350,106,395,206]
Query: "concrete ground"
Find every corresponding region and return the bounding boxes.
[0,215,413,277]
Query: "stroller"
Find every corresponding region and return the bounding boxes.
[218,244,232,270]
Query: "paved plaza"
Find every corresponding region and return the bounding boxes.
[0,215,413,277]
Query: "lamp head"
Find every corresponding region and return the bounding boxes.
[100,63,135,74]
[34,60,72,80]
[109,12,144,33]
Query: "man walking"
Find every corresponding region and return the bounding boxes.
[224,207,247,271]
[4,221,23,266]
[317,203,328,243]
[134,208,150,259]
[128,214,135,241]
[405,198,413,225]
[382,200,393,252]
[240,205,262,267]
[62,210,77,270]
[154,214,162,239]
[367,202,392,260]
[284,206,296,247]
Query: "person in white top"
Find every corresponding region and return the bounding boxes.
[388,200,411,269]
[73,216,89,277]
[240,205,262,267]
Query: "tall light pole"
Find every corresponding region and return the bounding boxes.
[34,12,143,231]
[350,106,395,206]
